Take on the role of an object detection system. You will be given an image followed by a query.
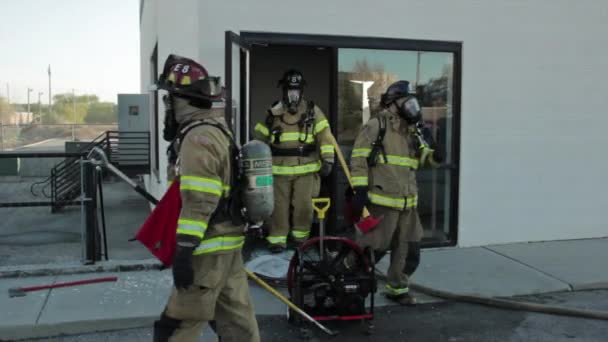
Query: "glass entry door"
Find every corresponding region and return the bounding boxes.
[225,31,250,144]
[337,48,459,245]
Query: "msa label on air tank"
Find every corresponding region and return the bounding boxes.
[242,158,272,170]
[255,175,273,187]
[248,175,273,190]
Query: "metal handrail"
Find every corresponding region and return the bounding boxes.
[30,131,110,198]
[49,131,150,212]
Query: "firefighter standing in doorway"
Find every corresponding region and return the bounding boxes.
[254,69,335,253]
[349,80,442,305]
[153,54,259,342]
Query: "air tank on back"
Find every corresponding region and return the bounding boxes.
[240,140,274,224]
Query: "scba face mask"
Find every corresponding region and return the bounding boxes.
[162,94,178,142]
[286,89,302,113]
[287,89,301,106]
[398,96,422,124]
[278,69,306,114]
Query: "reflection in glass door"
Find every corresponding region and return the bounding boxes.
[337,48,457,245]
[225,31,250,145]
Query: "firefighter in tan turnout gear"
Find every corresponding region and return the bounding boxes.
[254,69,335,253]
[349,80,442,306]
[153,55,259,342]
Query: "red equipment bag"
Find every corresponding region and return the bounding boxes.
[134,180,181,267]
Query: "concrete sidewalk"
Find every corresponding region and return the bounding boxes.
[1,238,607,341]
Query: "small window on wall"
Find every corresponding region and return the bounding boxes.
[337,48,459,246]
[129,105,139,116]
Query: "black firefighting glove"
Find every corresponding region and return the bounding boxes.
[351,186,368,222]
[319,161,334,178]
[172,244,195,290]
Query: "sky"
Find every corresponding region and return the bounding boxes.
[0,0,140,104]
[339,49,452,85]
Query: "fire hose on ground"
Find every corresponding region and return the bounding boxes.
[86,147,608,329]
[374,271,608,321]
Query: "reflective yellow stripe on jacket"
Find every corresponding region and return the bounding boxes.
[272,161,321,176]
[176,219,208,239]
[320,144,334,156]
[369,192,418,210]
[380,155,419,169]
[266,236,287,245]
[180,175,230,197]
[314,119,330,134]
[255,122,323,143]
[352,176,368,186]
[193,236,245,255]
[351,148,419,169]
[254,123,269,137]
[272,132,315,143]
[351,148,371,158]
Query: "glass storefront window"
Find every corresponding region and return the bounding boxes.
[337,48,456,244]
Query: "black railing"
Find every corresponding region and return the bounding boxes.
[28,131,108,200]
[0,152,85,208]
[19,131,150,212]
[0,152,110,263]
[50,130,150,212]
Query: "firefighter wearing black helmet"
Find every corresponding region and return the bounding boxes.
[254,69,336,253]
[348,80,442,306]
[153,54,259,342]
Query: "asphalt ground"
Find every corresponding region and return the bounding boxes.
[23,289,608,342]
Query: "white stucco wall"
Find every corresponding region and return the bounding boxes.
[140,0,200,201]
[141,0,608,246]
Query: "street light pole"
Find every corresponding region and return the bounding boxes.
[72,89,76,121]
[48,65,52,120]
[38,91,43,124]
[72,89,76,141]
[24,88,33,126]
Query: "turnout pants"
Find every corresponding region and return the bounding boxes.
[154,251,259,342]
[355,204,423,296]
[268,173,320,247]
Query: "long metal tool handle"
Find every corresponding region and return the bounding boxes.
[319,219,325,262]
[312,198,330,262]
[245,269,338,336]
[326,134,371,218]
[107,162,159,205]
[96,168,109,260]
[87,147,159,205]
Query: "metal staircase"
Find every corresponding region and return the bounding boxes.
[30,131,150,212]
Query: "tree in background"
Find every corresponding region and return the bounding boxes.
[0,96,15,123]
[85,102,117,124]
[420,64,451,107]
[38,93,117,124]
[338,59,399,143]
[50,94,98,124]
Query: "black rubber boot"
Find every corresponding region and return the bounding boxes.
[153,312,181,342]
[269,244,285,254]
[403,242,421,276]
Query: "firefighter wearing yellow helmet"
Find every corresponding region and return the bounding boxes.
[153,54,259,342]
[254,69,336,253]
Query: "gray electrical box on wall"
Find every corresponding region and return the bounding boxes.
[118,94,149,132]
[117,94,150,170]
